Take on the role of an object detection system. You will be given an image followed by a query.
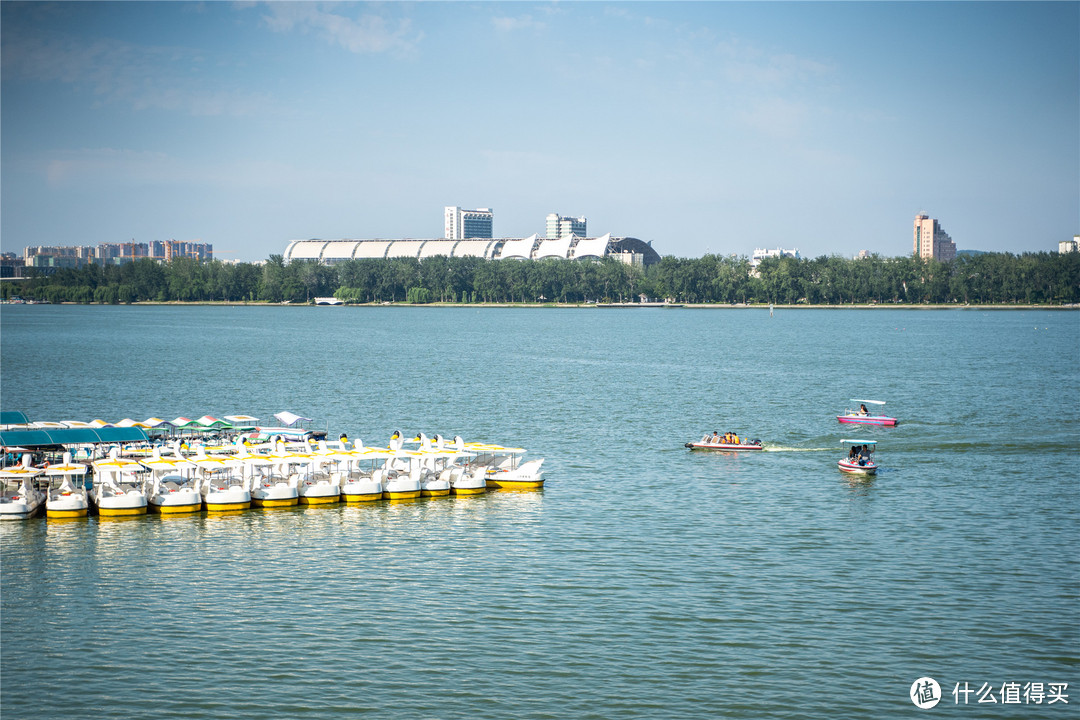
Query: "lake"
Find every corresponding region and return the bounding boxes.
[1,305,1077,718]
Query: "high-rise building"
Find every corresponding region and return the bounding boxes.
[913,214,956,262]
[545,213,587,239]
[444,207,494,239]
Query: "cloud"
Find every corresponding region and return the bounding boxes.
[260,3,421,54]
[491,15,547,33]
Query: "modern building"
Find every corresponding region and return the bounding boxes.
[1059,236,1079,254]
[22,241,213,271]
[750,247,800,268]
[283,234,661,266]
[913,214,956,262]
[444,207,494,240]
[545,213,587,239]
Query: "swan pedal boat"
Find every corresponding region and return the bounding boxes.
[462,442,544,490]
[0,456,46,520]
[837,399,897,427]
[91,452,148,516]
[685,440,764,451]
[838,439,878,475]
[45,453,90,518]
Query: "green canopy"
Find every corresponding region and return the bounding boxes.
[0,427,150,448]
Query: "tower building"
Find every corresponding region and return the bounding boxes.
[913,214,956,262]
[545,213,587,239]
[444,207,494,240]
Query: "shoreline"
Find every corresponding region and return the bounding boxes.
[8,300,1076,310]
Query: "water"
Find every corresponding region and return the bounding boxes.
[1,305,1077,718]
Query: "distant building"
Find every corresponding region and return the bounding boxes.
[751,247,800,268]
[545,213,587,239]
[444,207,494,239]
[913,214,956,262]
[1059,236,1079,253]
[857,250,871,259]
[1,252,25,278]
[23,240,213,271]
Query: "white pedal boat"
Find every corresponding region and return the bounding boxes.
[45,453,90,518]
[0,455,46,520]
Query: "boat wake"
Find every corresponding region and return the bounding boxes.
[762,446,833,452]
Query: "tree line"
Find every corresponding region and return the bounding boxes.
[5,251,1079,305]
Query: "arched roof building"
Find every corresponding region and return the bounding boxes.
[283,234,660,266]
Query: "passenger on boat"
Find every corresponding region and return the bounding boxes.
[711,431,721,443]
[849,445,859,460]
[731,433,740,444]
[858,404,869,416]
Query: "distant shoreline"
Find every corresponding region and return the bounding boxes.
[11,301,1077,310]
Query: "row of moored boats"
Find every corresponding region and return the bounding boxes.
[0,431,544,520]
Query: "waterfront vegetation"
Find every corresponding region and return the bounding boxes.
[5,251,1079,305]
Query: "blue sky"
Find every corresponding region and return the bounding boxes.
[2,1,1077,262]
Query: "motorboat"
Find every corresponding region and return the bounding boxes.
[838,439,878,475]
[91,450,148,516]
[141,448,202,514]
[685,434,764,451]
[340,443,388,502]
[0,455,46,520]
[837,399,897,426]
[192,448,250,512]
[462,440,544,489]
[44,453,90,518]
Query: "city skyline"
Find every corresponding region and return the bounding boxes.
[2,2,1077,263]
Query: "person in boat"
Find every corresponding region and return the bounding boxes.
[711,431,721,444]
[858,404,869,416]
[731,432,740,445]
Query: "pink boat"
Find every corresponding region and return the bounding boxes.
[685,438,764,451]
[837,399,897,426]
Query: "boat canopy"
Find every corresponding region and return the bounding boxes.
[840,439,878,445]
[0,427,150,448]
[274,411,312,427]
[849,399,886,405]
[0,411,31,427]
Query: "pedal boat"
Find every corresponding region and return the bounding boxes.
[462,441,544,490]
[685,438,764,451]
[142,449,202,514]
[838,439,878,475]
[91,451,148,516]
[380,432,421,500]
[837,399,897,426]
[45,453,90,518]
[340,445,389,502]
[0,455,46,520]
[295,449,342,505]
[239,453,297,508]
[193,450,250,512]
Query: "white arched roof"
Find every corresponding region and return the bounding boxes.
[321,241,363,260]
[572,233,611,259]
[453,240,499,259]
[536,235,575,259]
[498,234,538,260]
[285,240,328,260]
[353,241,393,259]
[385,241,426,258]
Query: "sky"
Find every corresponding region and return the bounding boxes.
[2,1,1077,263]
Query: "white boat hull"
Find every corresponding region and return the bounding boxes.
[251,483,298,507]
[341,478,383,502]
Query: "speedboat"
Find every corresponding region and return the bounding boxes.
[141,448,202,514]
[0,455,46,520]
[44,453,90,518]
[685,434,764,451]
[91,449,148,516]
[838,439,878,475]
[462,440,544,489]
[837,399,897,426]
